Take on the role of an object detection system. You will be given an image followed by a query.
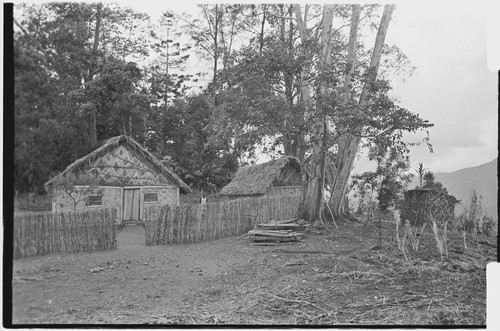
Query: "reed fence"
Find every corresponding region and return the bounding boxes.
[143,192,302,246]
[13,208,117,259]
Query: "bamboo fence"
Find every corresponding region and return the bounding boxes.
[143,192,302,246]
[13,208,117,259]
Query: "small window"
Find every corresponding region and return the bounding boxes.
[144,193,159,203]
[88,195,103,206]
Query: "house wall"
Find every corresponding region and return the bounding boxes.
[53,185,180,222]
[141,186,179,207]
[53,186,123,221]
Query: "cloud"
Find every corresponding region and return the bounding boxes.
[385,2,497,173]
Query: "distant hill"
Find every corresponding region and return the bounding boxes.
[411,158,498,219]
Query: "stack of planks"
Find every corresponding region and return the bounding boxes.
[246,218,309,245]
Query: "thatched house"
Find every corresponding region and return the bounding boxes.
[220,156,302,199]
[45,135,191,221]
[400,188,459,226]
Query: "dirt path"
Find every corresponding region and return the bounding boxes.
[11,221,495,325]
[13,225,257,324]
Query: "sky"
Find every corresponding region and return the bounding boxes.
[383,0,498,174]
[13,0,499,174]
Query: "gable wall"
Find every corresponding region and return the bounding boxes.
[84,144,175,186]
[272,164,302,187]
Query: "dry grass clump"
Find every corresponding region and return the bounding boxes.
[456,190,497,249]
[393,213,428,261]
[429,212,450,260]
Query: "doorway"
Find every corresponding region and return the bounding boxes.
[118,188,145,248]
[122,188,141,221]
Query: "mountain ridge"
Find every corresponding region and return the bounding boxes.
[412,158,498,219]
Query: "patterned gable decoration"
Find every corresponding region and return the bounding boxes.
[86,145,172,186]
[45,135,192,193]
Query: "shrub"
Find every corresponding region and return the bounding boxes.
[14,192,52,212]
[456,190,497,248]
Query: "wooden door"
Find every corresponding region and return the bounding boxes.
[122,188,141,221]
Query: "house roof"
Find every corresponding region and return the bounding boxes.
[45,135,192,194]
[220,156,301,196]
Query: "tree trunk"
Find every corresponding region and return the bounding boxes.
[86,3,102,148]
[259,5,266,54]
[212,4,220,106]
[282,5,294,157]
[296,4,336,225]
[329,5,395,220]
[327,4,360,218]
[282,5,306,163]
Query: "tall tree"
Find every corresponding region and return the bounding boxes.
[203,4,432,225]
[146,94,240,190]
[295,4,337,225]
[147,11,193,108]
[86,2,102,147]
[17,2,151,147]
[14,2,154,193]
[184,4,234,105]
[328,5,396,221]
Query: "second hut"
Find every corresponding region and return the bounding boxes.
[220,156,302,200]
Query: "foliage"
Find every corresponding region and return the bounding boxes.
[13,3,156,193]
[14,192,52,212]
[207,4,433,169]
[352,142,414,215]
[14,2,434,213]
[455,190,496,249]
[144,94,240,191]
[350,172,378,217]
[415,162,426,187]
[69,58,155,137]
[13,3,203,194]
[147,11,194,106]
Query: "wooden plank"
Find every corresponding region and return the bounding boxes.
[249,237,300,242]
[247,230,300,236]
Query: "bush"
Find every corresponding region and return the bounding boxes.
[14,192,52,212]
[455,190,496,247]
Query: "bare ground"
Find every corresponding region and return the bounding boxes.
[11,220,496,326]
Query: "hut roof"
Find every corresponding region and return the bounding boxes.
[45,135,192,194]
[220,156,301,196]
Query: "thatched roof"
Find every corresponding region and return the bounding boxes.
[45,135,192,194]
[220,156,301,196]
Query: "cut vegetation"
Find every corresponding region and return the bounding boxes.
[12,218,494,325]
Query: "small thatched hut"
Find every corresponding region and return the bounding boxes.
[45,135,191,222]
[400,188,459,226]
[220,156,302,199]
